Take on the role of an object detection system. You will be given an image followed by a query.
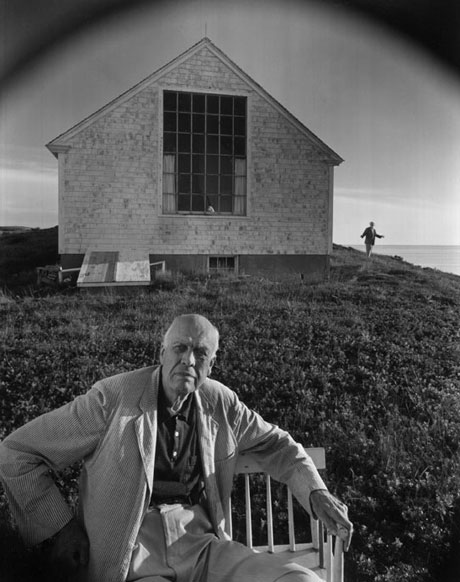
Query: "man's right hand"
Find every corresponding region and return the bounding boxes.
[47,518,89,579]
[310,490,353,551]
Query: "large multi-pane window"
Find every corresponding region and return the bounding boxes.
[162,91,247,215]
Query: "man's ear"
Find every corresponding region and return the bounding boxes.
[159,345,165,364]
[208,355,216,376]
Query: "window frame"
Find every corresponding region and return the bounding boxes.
[162,90,247,216]
[208,255,238,274]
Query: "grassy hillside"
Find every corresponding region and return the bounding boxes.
[0,231,459,581]
[0,226,59,291]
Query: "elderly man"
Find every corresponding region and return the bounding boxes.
[0,314,352,582]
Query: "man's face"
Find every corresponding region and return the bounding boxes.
[160,316,217,405]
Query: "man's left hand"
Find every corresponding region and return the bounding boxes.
[310,490,353,551]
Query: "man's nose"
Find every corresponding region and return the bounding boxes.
[181,349,195,366]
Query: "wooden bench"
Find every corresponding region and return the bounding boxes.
[230,447,344,582]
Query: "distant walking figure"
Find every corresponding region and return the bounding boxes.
[361,221,384,258]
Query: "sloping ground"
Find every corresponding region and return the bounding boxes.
[0,237,459,581]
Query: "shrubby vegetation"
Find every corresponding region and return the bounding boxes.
[0,239,459,581]
[0,226,59,292]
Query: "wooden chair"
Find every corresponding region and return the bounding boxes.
[230,447,344,582]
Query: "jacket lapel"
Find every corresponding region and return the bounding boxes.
[195,390,225,534]
[134,367,159,496]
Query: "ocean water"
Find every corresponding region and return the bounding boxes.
[349,245,460,277]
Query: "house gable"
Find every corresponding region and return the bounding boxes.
[47,37,342,165]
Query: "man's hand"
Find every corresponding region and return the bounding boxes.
[47,518,89,580]
[310,490,353,551]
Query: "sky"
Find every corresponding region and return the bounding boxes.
[1,0,460,245]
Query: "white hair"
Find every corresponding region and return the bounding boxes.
[163,314,220,357]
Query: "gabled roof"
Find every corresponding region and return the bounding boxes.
[47,37,343,165]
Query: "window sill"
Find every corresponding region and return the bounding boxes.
[161,213,249,219]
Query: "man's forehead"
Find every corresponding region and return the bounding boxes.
[166,317,217,347]
[170,327,209,341]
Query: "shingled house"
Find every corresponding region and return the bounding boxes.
[46,37,343,286]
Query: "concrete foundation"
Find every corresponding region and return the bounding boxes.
[61,253,329,281]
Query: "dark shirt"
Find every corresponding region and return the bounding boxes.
[361,226,383,245]
[150,376,203,504]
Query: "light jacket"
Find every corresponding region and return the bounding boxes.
[0,366,327,582]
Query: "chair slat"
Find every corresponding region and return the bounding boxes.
[333,538,344,582]
[287,488,296,551]
[311,517,319,550]
[326,533,333,582]
[319,519,325,568]
[227,497,233,539]
[244,474,253,549]
[266,475,275,552]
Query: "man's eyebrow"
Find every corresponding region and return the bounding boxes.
[170,339,210,352]
[170,340,188,348]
